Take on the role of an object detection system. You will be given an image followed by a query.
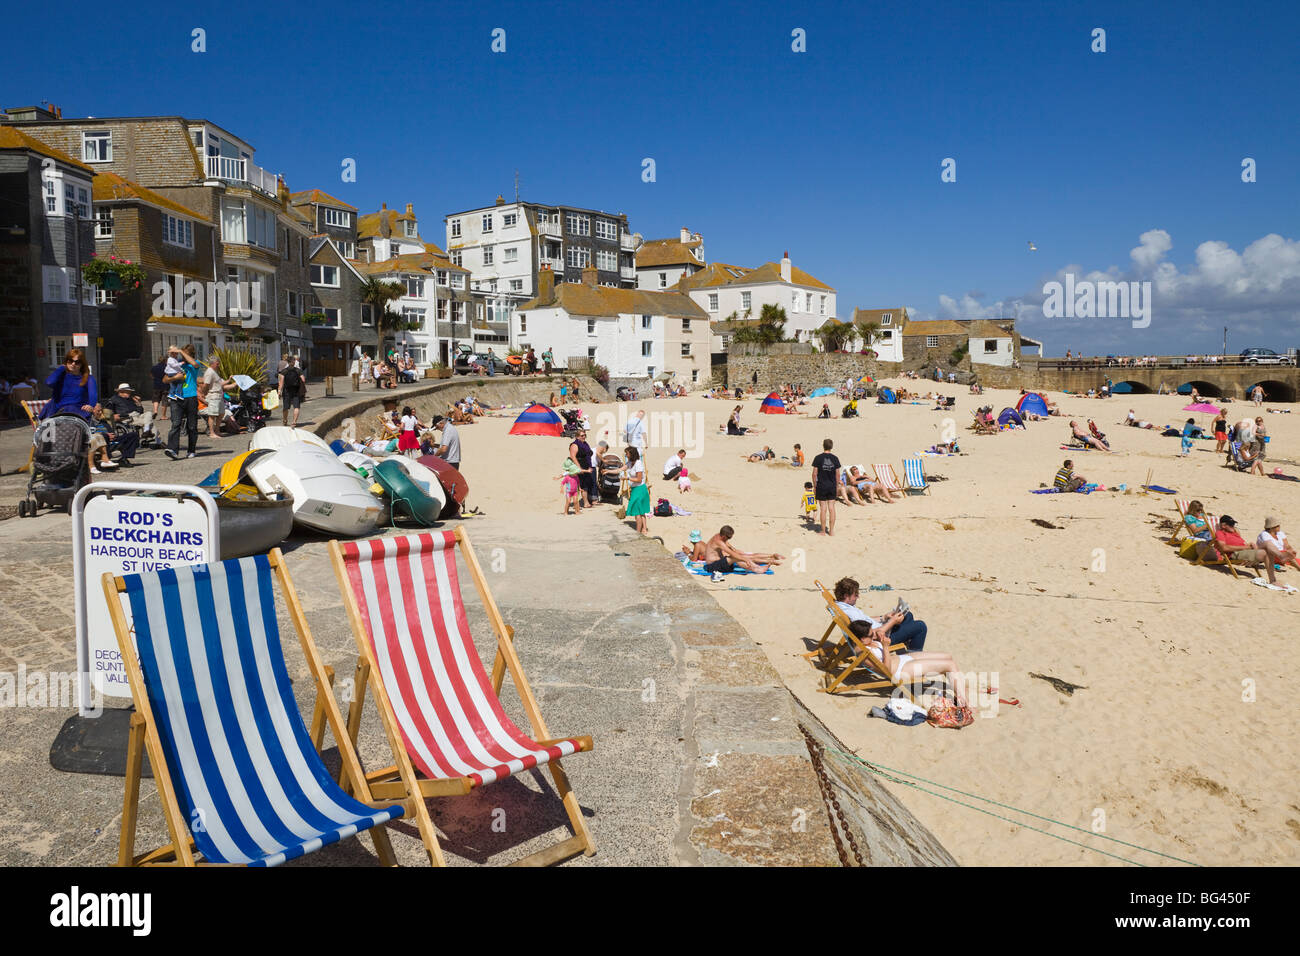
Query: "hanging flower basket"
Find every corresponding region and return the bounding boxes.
[82,255,146,291]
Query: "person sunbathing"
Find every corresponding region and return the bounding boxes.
[701,525,783,579]
[1070,420,1111,451]
[447,403,476,424]
[839,469,866,504]
[1201,515,1283,586]
[848,465,894,503]
[743,446,776,462]
[846,621,967,706]
[1257,516,1300,573]
[972,410,997,435]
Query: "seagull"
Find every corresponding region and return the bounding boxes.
[1027,241,1037,252]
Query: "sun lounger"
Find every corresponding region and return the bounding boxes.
[101,552,403,866]
[802,579,918,699]
[330,528,595,866]
[902,458,930,494]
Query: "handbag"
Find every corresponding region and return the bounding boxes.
[926,698,975,729]
[262,389,281,411]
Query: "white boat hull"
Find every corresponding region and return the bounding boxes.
[246,443,383,537]
[249,426,331,452]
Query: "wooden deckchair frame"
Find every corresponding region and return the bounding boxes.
[102,549,400,867]
[901,458,930,495]
[329,527,595,867]
[1191,515,1241,579]
[872,463,903,496]
[801,579,918,700]
[1165,499,1192,546]
[19,399,47,473]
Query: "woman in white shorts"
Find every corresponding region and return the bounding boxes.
[849,620,968,706]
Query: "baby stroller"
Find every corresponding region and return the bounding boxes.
[231,383,268,433]
[559,407,588,438]
[597,453,624,503]
[18,414,93,516]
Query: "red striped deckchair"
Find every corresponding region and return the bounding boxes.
[330,528,595,866]
[1165,499,1192,545]
[1191,515,1241,579]
[872,463,903,495]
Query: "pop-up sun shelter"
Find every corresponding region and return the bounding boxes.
[1016,392,1050,417]
[760,392,787,414]
[509,403,563,436]
[997,407,1026,428]
[877,386,897,404]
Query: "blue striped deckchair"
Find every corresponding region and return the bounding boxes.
[902,458,930,494]
[103,551,404,867]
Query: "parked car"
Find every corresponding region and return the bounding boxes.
[1240,347,1283,365]
[453,352,492,375]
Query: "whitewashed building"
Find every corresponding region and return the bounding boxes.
[635,227,705,290]
[676,252,836,349]
[517,265,711,382]
[849,307,907,361]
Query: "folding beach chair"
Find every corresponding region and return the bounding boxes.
[102,551,403,866]
[330,528,595,866]
[872,463,903,496]
[1165,499,1192,545]
[19,399,48,473]
[1190,515,1241,579]
[902,458,930,495]
[800,579,918,700]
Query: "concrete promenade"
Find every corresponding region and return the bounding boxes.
[0,380,954,867]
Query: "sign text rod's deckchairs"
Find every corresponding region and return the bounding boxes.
[103,551,404,867]
[801,579,918,700]
[902,457,930,494]
[330,528,595,866]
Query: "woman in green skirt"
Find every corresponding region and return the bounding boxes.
[624,445,650,533]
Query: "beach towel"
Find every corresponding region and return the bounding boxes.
[1030,484,1098,494]
[678,556,774,576]
[1142,484,1178,495]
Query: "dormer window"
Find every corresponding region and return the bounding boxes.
[880,313,892,326]
[404,220,416,238]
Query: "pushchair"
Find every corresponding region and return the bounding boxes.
[559,408,588,437]
[597,453,624,503]
[18,414,93,516]
[231,383,268,433]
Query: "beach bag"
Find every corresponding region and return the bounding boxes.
[653,497,673,517]
[262,389,280,411]
[926,698,975,729]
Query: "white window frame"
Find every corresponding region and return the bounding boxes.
[162,213,194,249]
[565,212,590,236]
[405,275,425,298]
[482,246,494,266]
[44,177,57,214]
[450,250,462,267]
[594,219,617,241]
[324,208,350,228]
[402,306,426,331]
[566,247,590,269]
[641,341,653,357]
[595,249,617,271]
[641,315,653,330]
[820,295,826,316]
[680,342,691,357]
[509,279,523,291]
[588,346,597,361]
[94,208,113,238]
[587,319,596,334]
[335,239,355,259]
[658,272,667,289]
[310,264,340,287]
[481,214,494,232]
[682,318,691,332]
[450,273,465,290]
[449,218,461,238]
[880,313,892,325]
[741,291,751,311]
[926,335,939,348]
[82,130,112,163]
[403,220,417,238]
[502,212,517,228]
[984,338,998,353]
[503,246,518,263]
[708,293,719,312]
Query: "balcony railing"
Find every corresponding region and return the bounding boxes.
[537,220,562,237]
[541,257,564,272]
[620,265,636,279]
[620,232,636,250]
[205,155,279,197]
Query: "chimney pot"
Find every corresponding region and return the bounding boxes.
[405,202,413,216]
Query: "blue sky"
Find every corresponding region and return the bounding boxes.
[5,0,1298,355]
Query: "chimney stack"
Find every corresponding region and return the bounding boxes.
[405,202,414,216]
[495,194,505,206]
[680,226,690,242]
[581,263,598,287]
[780,250,791,284]
[537,264,556,304]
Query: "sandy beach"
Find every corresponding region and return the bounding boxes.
[400,382,1299,866]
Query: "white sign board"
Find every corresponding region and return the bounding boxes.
[72,332,88,347]
[72,483,219,714]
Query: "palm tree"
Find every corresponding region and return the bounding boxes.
[814,319,853,353]
[360,277,405,356]
[855,319,880,355]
